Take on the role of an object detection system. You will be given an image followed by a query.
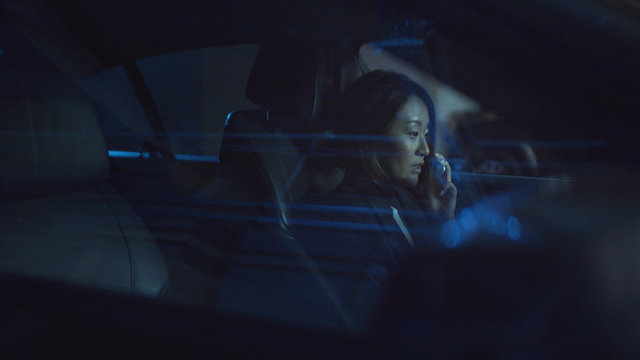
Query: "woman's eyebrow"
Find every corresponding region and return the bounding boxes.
[406,120,426,127]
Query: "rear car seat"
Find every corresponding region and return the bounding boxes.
[0,70,168,296]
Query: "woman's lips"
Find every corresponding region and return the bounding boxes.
[411,163,423,174]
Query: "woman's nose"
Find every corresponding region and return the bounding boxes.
[417,135,429,157]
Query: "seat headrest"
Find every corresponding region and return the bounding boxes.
[245,41,366,131]
[0,70,109,192]
[245,42,328,128]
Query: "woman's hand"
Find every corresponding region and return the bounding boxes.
[416,153,457,219]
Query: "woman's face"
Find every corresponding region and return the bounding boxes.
[380,95,430,188]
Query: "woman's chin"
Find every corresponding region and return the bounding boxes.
[392,176,419,189]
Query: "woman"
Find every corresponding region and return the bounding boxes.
[229,70,457,332]
[309,70,456,254]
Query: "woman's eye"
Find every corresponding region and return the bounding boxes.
[409,131,419,137]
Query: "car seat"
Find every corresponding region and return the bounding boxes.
[195,41,342,239]
[0,69,168,296]
[198,41,388,332]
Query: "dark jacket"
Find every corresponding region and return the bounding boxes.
[211,174,446,333]
[296,174,446,261]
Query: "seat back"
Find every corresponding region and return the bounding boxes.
[199,109,308,235]
[0,72,109,193]
[0,70,168,296]
[197,42,338,235]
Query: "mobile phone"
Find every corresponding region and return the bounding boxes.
[428,152,448,188]
[432,155,445,173]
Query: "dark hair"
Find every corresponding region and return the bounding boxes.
[328,70,436,182]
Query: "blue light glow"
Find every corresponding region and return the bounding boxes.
[458,208,478,233]
[475,140,607,149]
[108,150,219,163]
[174,154,219,162]
[490,212,507,236]
[441,220,461,248]
[507,216,522,241]
[108,150,139,159]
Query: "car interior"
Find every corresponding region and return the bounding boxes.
[1,0,640,358]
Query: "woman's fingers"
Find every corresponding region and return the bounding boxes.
[443,159,451,183]
[439,182,457,218]
[435,153,451,184]
[429,153,457,217]
[439,181,456,198]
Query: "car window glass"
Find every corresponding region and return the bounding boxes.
[81,66,152,152]
[81,44,260,159]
